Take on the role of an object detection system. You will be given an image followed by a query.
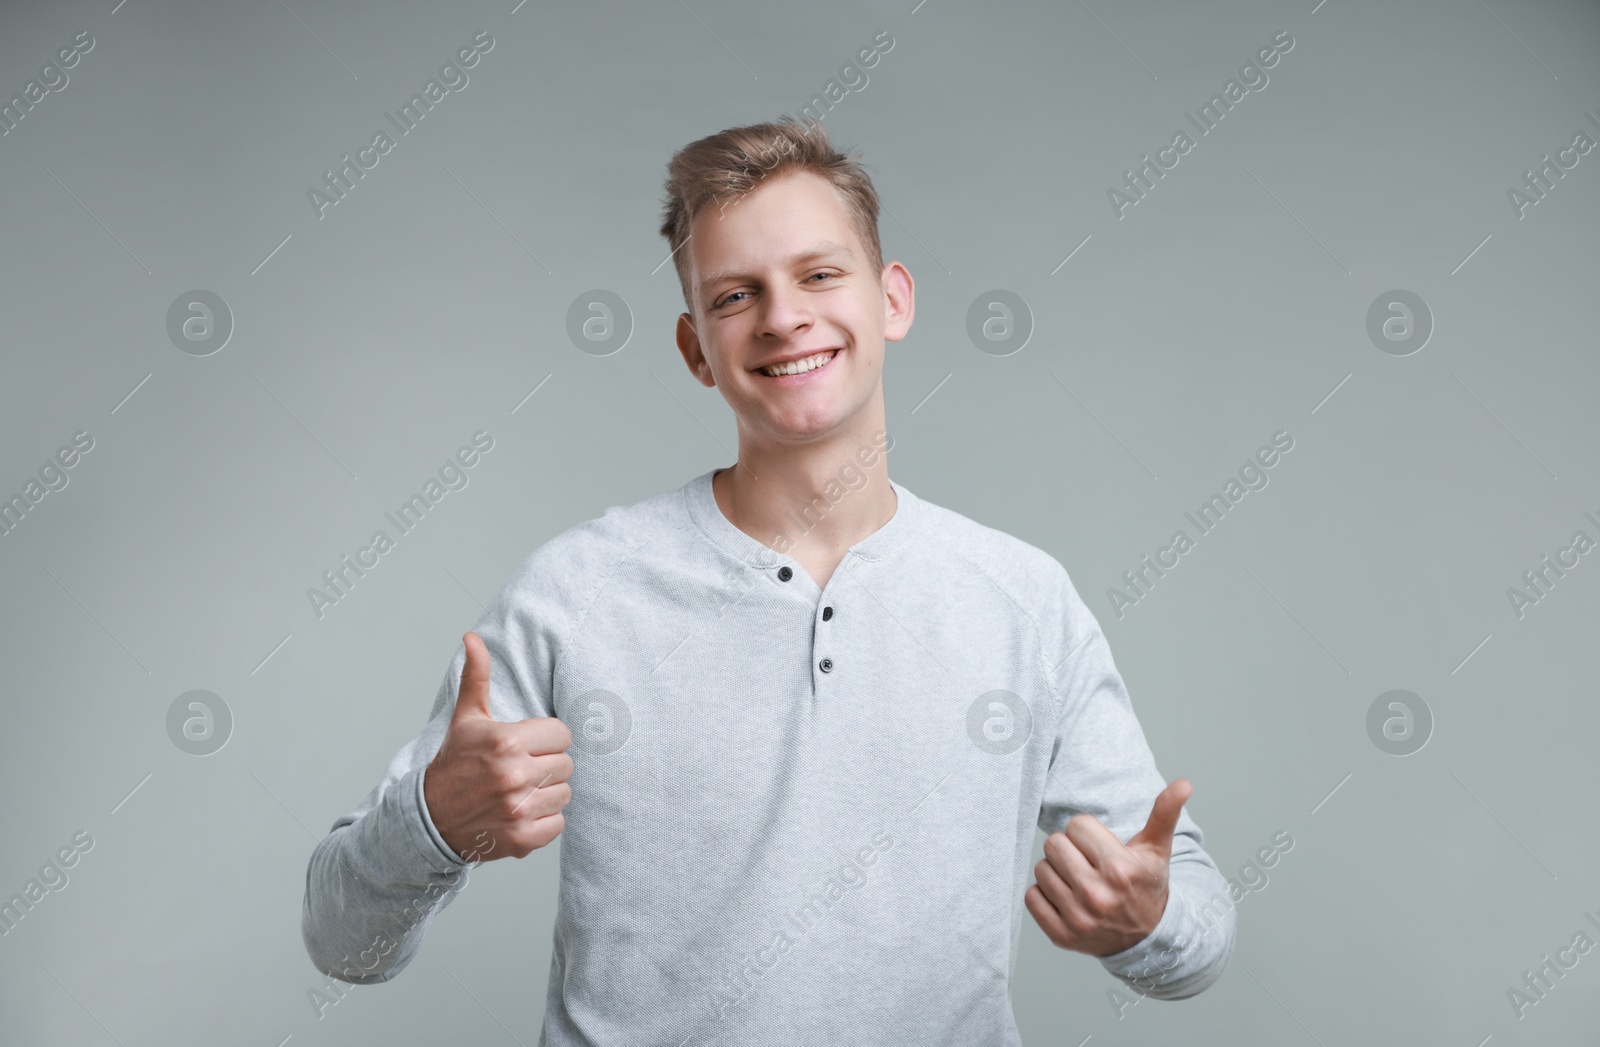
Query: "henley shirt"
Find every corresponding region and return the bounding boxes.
[301,466,1237,1045]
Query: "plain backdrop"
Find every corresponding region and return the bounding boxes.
[1,0,1597,1044]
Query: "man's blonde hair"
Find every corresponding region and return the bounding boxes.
[658,116,884,313]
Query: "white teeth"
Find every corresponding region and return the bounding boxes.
[760,350,837,377]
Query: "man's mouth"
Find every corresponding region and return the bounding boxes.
[755,349,840,378]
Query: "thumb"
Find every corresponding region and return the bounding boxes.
[1127,778,1191,859]
[451,631,495,723]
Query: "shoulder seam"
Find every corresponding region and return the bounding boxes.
[939,541,1066,726]
[552,512,693,686]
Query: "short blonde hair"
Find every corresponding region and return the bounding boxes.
[658,116,884,312]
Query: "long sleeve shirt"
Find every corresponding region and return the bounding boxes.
[301,466,1236,1045]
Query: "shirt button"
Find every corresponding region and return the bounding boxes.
[819,658,833,672]
[822,606,833,621]
[778,566,793,581]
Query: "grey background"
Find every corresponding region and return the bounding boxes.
[1,0,1597,1043]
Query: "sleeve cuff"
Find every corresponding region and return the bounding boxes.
[1096,882,1186,973]
[1094,881,1235,999]
[413,764,470,870]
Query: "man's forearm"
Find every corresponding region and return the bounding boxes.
[301,764,475,984]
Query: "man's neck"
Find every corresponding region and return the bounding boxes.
[712,434,896,560]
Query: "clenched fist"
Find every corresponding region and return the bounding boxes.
[423,631,573,862]
[1025,778,1191,958]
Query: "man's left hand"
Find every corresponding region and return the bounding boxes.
[1025,778,1192,957]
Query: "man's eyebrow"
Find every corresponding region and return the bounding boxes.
[698,241,856,298]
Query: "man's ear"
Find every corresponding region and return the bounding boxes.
[676,312,716,388]
[882,262,915,343]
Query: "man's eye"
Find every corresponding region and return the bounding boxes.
[718,273,835,308]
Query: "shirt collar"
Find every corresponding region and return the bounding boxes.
[682,466,922,572]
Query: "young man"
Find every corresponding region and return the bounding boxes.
[302,116,1236,1044]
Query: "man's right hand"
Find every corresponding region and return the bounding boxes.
[423,631,573,862]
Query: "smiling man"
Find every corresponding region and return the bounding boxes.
[301,116,1235,1045]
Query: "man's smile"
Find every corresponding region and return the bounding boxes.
[753,348,841,380]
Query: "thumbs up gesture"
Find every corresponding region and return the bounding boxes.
[1024,779,1192,957]
[423,632,574,862]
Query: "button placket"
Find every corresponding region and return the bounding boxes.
[811,558,856,684]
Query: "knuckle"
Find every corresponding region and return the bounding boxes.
[491,764,522,794]
[498,791,526,819]
[536,754,572,788]
[533,783,570,818]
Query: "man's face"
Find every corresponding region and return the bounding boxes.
[675,168,912,447]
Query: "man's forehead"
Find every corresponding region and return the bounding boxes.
[692,173,852,258]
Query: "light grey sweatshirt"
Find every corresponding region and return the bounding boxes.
[301,467,1236,1045]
